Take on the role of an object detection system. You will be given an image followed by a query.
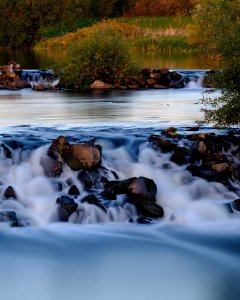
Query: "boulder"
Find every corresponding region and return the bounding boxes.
[90,80,113,89]
[127,177,157,202]
[48,136,102,171]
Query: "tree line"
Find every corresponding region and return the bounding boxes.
[0,0,198,48]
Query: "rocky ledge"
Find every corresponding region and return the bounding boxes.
[1,62,204,91]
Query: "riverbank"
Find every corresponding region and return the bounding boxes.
[36,18,196,54]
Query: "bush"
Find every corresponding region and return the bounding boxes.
[56,27,140,89]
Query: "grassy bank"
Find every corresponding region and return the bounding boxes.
[36,17,196,54]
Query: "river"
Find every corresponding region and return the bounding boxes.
[0,51,239,300]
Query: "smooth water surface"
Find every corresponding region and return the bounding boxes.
[0,87,210,126]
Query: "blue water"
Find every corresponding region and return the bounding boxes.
[0,84,239,300]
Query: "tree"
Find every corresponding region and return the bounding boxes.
[189,0,240,126]
[0,0,82,47]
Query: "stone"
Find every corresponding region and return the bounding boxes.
[68,185,80,197]
[48,136,102,171]
[90,80,113,89]
[56,195,78,221]
[40,156,63,177]
[149,135,177,152]
[3,186,17,199]
[212,163,229,173]
[0,210,19,226]
[1,143,12,158]
[81,194,106,212]
[127,177,157,202]
[135,201,164,218]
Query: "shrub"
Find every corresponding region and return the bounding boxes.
[56,27,140,89]
[189,0,240,126]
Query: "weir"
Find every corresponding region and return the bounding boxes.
[20,69,208,89]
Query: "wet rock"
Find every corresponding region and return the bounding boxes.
[135,201,164,218]
[149,135,177,152]
[3,186,17,199]
[68,185,80,197]
[78,170,94,190]
[40,156,63,177]
[48,136,102,171]
[129,216,154,224]
[81,194,106,212]
[161,127,178,138]
[0,210,19,226]
[212,163,229,173]
[104,177,157,202]
[229,164,240,181]
[232,199,240,211]
[63,142,102,171]
[128,177,157,202]
[1,143,12,158]
[56,195,78,221]
[104,178,136,195]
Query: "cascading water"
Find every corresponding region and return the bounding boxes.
[0,81,239,300]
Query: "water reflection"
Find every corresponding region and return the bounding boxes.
[0,48,210,70]
[0,88,208,126]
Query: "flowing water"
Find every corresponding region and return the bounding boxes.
[0,52,239,300]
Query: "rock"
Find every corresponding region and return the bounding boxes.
[104,178,136,196]
[0,210,19,226]
[1,143,12,158]
[63,143,101,170]
[68,185,80,197]
[135,201,164,218]
[127,177,157,202]
[48,136,102,171]
[161,127,178,138]
[90,80,113,89]
[149,135,177,152]
[212,163,229,173]
[232,199,240,211]
[40,156,63,177]
[129,216,154,224]
[229,164,240,180]
[3,186,17,199]
[146,79,157,86]
[81,194,106,212]
[56,195,78,221]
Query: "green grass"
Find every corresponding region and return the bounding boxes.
[114,16,193,29]
[131,36,196,53]
[38,18,99,38]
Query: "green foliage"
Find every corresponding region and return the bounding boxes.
[56,27,140,89]
[117,16,193,29]
[0,0,85,47]
[191,0,240,126]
